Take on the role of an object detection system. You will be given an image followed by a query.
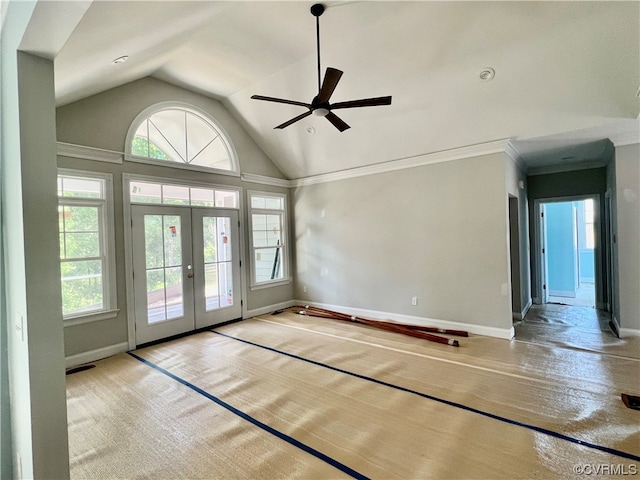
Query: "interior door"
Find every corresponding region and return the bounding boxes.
[132,205,194,345]
[192,208,241,328]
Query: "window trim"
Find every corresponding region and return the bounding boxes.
[124,101,240,177]
[247,190,290,289]
[58,169,118,324]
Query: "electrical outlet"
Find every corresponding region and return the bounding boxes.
[411,296,418,306]
[303,286,307,293]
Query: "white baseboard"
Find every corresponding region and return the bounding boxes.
[244,300,297,319]
[295,300,515,340]
[65,341,129,368]
[620,328,640,337]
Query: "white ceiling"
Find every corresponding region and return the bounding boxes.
[27,1,640,179]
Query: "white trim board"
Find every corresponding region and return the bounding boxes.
[295,301,515,340]
[244,300,297,319]
[57,141,123,164]
[620,328,640,338]
[65,341,129,368]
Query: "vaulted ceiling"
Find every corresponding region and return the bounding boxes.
[22,1,640,179]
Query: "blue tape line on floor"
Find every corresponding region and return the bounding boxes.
[210,330,640,463]
[127,352,369,480]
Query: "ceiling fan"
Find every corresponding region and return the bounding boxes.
[251,3,392,132]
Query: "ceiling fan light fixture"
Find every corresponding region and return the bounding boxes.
[313,108,330,117]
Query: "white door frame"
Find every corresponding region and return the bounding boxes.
[123,174,246,350]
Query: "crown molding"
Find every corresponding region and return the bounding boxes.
[57,142,123,164]
[291,138,514,187]
[504,141,529,174]
[241,173,292,188]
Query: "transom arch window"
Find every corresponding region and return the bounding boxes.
[125,102,239,176]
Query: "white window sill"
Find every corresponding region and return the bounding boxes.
[250,278,291,291]
[63,309,120,327]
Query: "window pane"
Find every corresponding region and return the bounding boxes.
[215,190,238,208]
[586,224,595,249]
[149,110,186,162]
[61,259,103,315]
[186,112,217,164]
[191,138,231,170]
[163,216,182,267]
[61,177,103,199]
[217,217,232,262]
[146,268,166,323]
[265,197,284,210]
[144,215,164,269]
[131,181,162,204]
[204,264,219,311]
[203,217,217,264]
[165,266,184,320]
[251,196,266,209]
[219,261,233,307]
[254,247,283,282]
[190,188,214,207]
[64,233,100,258]
[132,120,149,157]
[162,185,190,205]
[63,206,99,232]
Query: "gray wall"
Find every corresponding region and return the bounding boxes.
[293,152,514,335]
[2,7,70,475]
[56,77,294,356]
[614,144,640,331]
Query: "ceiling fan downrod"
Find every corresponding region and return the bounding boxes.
[311,3,325,95]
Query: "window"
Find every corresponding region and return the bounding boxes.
[129,179,239,208]
[58,171,117,321]
[584,199,595,249]
[125,102,239,175]
[248,191,289,287]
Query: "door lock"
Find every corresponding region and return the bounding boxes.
[187,264,193,278]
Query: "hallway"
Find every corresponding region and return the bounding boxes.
[514,304,639,359]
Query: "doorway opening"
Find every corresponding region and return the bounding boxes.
[541,198,596,309]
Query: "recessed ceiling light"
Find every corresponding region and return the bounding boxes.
[478,67,495,82]
[112,55,129,64]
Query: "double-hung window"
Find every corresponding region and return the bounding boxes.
[248,191,289,288]
[58,170,117,322]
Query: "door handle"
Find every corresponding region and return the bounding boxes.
[187,264,193,278]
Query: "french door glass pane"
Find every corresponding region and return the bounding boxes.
[204,264,219,310]
[202,216,233,312]
[144,214,184,323]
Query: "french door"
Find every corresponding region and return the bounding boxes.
[131,205,241,345]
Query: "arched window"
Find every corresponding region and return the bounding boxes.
[125,103,239,175]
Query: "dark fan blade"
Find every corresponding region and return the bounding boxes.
[251,95,311,109]
[330,96,392,110]
[275,111,313,129]
[316,68,343,104]
[325,112,350,132]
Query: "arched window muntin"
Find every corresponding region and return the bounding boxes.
[125,102,240,177]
